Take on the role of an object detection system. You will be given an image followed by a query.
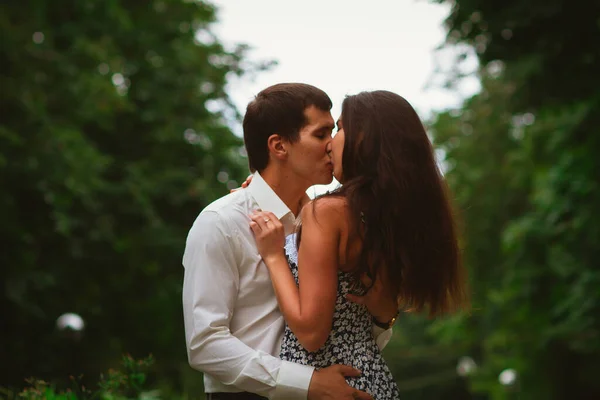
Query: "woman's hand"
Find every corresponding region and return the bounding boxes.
[230,174,253,193]
[249,211,286,264]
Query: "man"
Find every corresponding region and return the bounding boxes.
[182,83,399,400]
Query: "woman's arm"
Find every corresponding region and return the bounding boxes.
[250,200,342,352]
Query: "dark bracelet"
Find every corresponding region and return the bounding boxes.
[373,310,400,330]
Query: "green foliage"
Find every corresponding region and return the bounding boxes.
[98,355,156,399]
[10,355,158,400]
[384,315,472,399]
[0,0,256,394]
[434,0,600,109]
[426,0,600,397]
[4,0,598,398]
[430,65,600,400]
[17,379,79,400]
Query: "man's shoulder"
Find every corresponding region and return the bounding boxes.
[204,188,250,212]
[197,189,251,224]
[186,190,249,244]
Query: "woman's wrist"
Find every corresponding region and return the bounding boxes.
[263,251,286,267]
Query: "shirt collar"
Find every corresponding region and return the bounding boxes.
[247,171,294,222]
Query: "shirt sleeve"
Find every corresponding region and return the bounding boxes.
[182,211,313,399]
[373,325,393,350]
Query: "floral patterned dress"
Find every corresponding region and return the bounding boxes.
[279,234,400,399]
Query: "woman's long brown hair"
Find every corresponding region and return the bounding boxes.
[325,90,468,316]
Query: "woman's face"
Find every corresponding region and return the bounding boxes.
[328,118,345,182]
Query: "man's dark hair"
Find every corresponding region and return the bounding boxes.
[242,83,332,172]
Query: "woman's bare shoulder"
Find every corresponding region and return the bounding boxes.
[301,196,348,226]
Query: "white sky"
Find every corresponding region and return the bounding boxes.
[209,0,480,193]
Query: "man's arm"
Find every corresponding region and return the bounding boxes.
[182,211,313,399]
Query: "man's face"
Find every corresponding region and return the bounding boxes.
[284,105,335,187]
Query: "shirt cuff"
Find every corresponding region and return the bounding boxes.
[271,360,314,400]
[373,325,393,350]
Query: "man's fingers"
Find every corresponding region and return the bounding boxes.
[360,269,391,293]
[336,364,362,377]
[353,390,373,400]
[346,293,365,305]
[375,265,393,288]
[359,273,373,288]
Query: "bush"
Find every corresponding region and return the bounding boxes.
[3,355,161,400]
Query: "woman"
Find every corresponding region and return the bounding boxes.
[250,90,469,399]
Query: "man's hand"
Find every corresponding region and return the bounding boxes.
[346,267,399,324]
[308,365,373,400]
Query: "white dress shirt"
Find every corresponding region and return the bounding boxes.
[182,172,392,399]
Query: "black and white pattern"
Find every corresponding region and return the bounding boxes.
[280,234,400,399]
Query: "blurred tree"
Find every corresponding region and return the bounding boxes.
[0,0,258,394]
[437,0,600,109]
[428,0,600,398]
[383,314,473,399]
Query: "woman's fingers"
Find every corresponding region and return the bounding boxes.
[249,220,261,234]
[250,211,279,232]
[263,211,279,226]
[230,175,253,192]
[250,213,269,232]
[250,211,284,239]
[241,174,253,188]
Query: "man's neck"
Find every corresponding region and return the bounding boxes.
[260,167,309,217]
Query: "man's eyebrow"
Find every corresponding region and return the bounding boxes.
[336,120,341,129]
[319,122,334,131]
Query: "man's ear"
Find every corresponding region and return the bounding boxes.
[267,134,287,161]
